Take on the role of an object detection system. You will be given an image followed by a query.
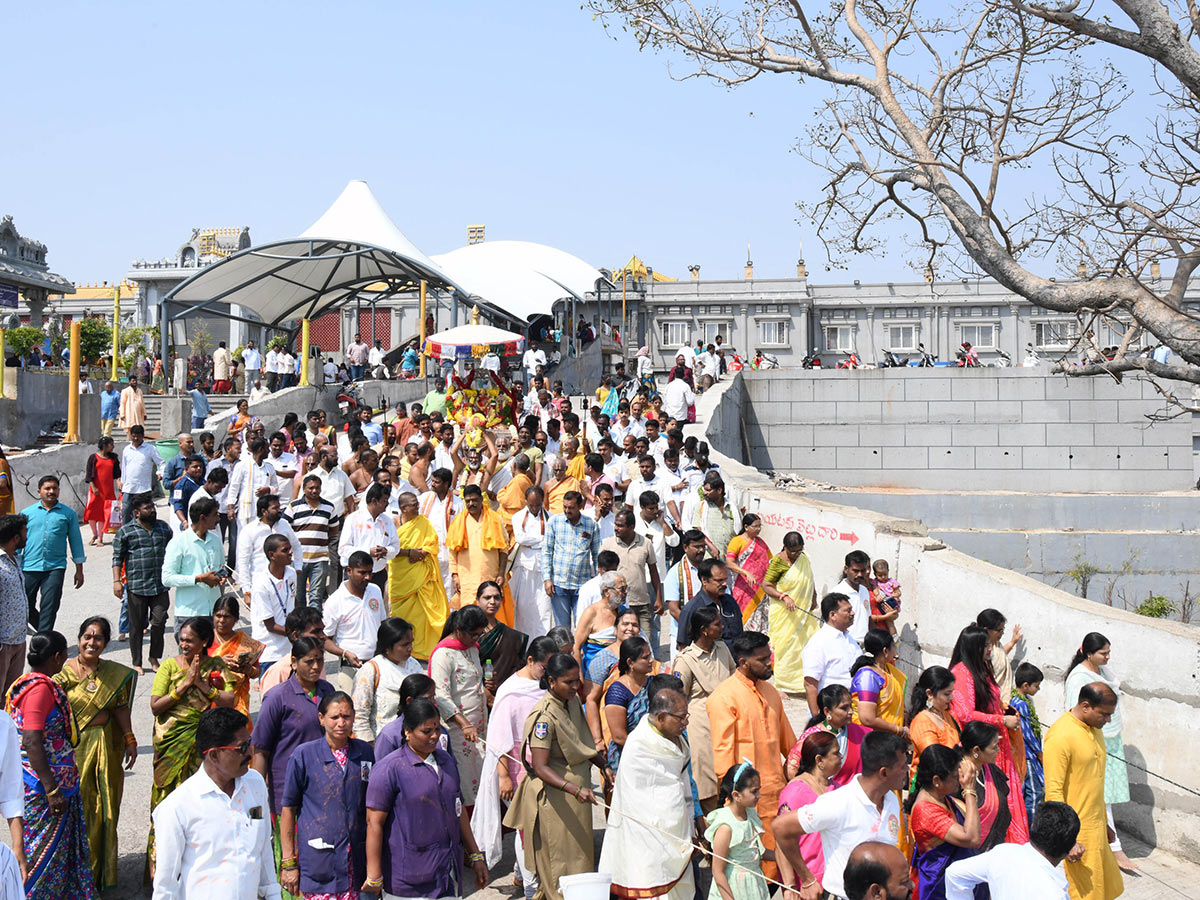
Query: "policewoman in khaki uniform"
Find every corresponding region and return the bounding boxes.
[504,653,612,900]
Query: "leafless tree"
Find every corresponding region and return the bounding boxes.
[588,0,1200,404]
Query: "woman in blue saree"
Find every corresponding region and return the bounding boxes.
[909,744,982,900]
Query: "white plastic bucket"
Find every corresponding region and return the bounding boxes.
[559,872,612,900]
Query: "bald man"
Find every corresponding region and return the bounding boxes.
[844,842,913,900]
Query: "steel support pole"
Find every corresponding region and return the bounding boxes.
[64,320,81,443]
[299,319,310,386]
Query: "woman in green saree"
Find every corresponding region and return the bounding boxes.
[146,616,237,876]
[53,616,137,891]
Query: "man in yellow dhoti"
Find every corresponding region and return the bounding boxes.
[545,456,581,515]
[761,531,820,694]
[447,484,512,623]
[1044,681,1124,900]
[388,491,449,660]
[562,436,588,481]
[496,453,534,531]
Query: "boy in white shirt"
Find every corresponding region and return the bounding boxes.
[322,550,386,691]
[250,534,297,673]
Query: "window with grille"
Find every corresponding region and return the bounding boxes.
[660,320,689,347]
[1034,321,1079,350]
[825,325,853,352]
[888,325,917,351]
[702,321,731,345]
[760,320,788,345]
[960,323,996,349]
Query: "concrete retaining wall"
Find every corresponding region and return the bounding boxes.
[744,369,1194,491]
[694,373,1200,862]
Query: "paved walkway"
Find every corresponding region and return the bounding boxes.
[2,498,1198,898]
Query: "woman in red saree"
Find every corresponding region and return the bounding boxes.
[949,625,1029,843]
[725,514,772,632]
[83,438,120,547]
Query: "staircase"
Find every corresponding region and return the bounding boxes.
[109,392,247,442]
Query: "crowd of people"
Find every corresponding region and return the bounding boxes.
[0,352,1142,900]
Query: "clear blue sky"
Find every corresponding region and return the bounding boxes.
[3,2,1153,286]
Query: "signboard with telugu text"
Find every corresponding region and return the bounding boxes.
[0,283,16,309]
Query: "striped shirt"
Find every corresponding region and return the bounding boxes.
[283,497,335,563]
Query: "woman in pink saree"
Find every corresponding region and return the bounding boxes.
[725,514,772,633]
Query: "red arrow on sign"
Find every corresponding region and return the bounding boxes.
[840,531,859,544]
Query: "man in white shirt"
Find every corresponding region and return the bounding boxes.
[643,418,668,463]
[661,374,696,422]
[633,491,678,591]
[522,339,547,383]
[801,593,862,714]
[841,842,913,900]
[368,340,386,378]
[662,529,705,648]
[322,550,385,690]
[659,448,689,525]
[315,447,356,581]
[836,549,874,645]
[337,483,400,593]
[945,801,1079,900]
[419,470,462,601]
[772,732,908,900]
[264,345,280,392]
[266,433,298,503]
[151,707,278,900]
[227,438,278,526]
[591,483,616,543]
[627,454,669,520]
[120,425,164,524]
[510,485,552,637]
[235,495,303,600]
[250,535,298,672]
[240,340,262,384]
[248,379,270,403]
[432,423,456,474]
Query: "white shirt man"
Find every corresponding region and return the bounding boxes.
[264,348,279,380]
[522,345,547,378]
[945,841,1070,900]
[236,517,303,595]
[251,565,297,665]
[835,577,872,645]
[801,621,862,692]
[662,377,695,421]
[227,457,278,525]
[323,581,386,661]
[150,765,278,900]
[248,381,270,403]
[634,510,678,591]
[511,503,552,636]
[241,343,262,378]
[337,507,401,574]
[433,441,455,474]
[792,776,902,900]
[267,448,298,503]
[645,432,669,465]
[316,462,356,523]
[122,440,164,495]
[323,358,338,381]
[368,345,385,369]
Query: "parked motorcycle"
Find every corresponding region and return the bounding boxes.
[916,343,938,367]
[836,352,861,370]
[1022,343,1042,367]
[955,342,982,367]
[337,382,363,428]
[992,348,1012,368]
[801,350,823,369]
[880,349,910,368]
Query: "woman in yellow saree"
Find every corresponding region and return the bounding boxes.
[146,617,237,876]
[725,514,772,632]
[389,492,450,660]
[762,532,820,694]
[208,596,263,724]
[53,617,137,891]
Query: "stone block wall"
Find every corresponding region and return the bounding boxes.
[743,369,1194,491]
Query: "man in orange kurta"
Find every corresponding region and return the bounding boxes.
[447,483,513,624]
[707,632,797,879]
[495,454,534,531]
[544,456,580,515]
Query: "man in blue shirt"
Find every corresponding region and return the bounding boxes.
[189,379,212,429]
[20,475,85,631]
[357,408,383,445]
[162,433,196,505]
[100,381,121,438]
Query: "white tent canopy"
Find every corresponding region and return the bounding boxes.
[432,240,606,323]
[165,180,462,327]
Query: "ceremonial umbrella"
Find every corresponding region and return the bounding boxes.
[424,324,525,360]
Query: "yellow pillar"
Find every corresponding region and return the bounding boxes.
[111,285,121,381]
[299,318,310,386]
[64,320,82,443]
[0,328,6,399]
[419,280,427,378]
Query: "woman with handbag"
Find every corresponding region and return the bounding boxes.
[83,438,121,547]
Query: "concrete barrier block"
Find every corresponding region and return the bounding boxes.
[768,377,800,402]
[817,424,860,445]
[996,423,1047,445]
[836,447,883,469]
[792,401,840,423]
[1046,424,1096,446]
[871,424,910,446]
[1116,446,1170,470]
[1091,377,1141,400]
[903,424,954,446]
[951,424,1000,446]
[950,378,999,401]
[1116,401,1158,424]
[997,378,1046,400]
[927,401,976,423]
[755,401,792,426]
[1144,419,1193,448]
[858,379,906,403]
[929,446,976,468]
[792,446,838,469]
[904,379,952,401]
[1168,446,1193,470]
[835,401,883,421]
[882,446,929,469]
[988,401,1025,423]
[975,446,1024,468]
[1067,446,1118,469]
[1045,376,1095,399]
[813,379,862,402]
[880,401,929,423]
[780,378,815,403]
[1092,423,1148,447]
[778,423,815,447]
[1022,446,1071,469]
[1067,400,1118,422]
[1020,399,1073,423]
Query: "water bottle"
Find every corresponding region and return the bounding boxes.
[484,658,494,680]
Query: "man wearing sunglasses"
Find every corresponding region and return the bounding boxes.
[151,707,280,899]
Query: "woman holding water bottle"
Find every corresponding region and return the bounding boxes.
[429,604,489,809]
[475,581,529,705]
